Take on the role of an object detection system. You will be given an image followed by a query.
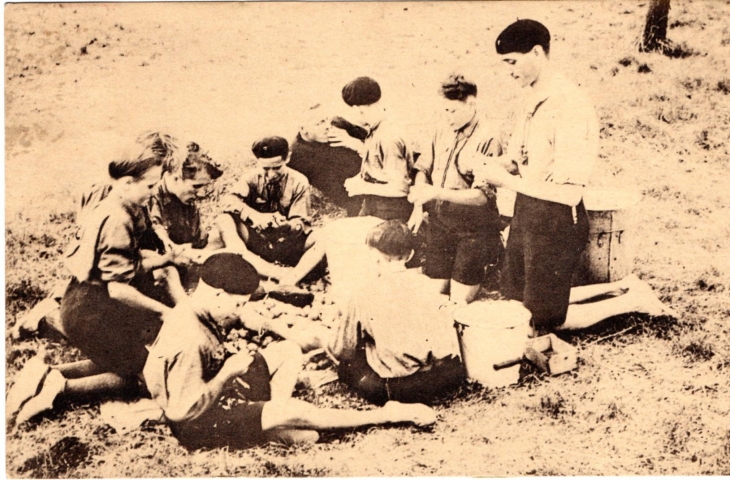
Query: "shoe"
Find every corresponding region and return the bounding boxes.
[15,369,66,426]
[6,353,50,428]
[266,285,314,308]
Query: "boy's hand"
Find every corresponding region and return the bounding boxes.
[407,184,439,206]
[225,351,255,378]
[344,176,366,197]
[473,161,513,189]
[407,204,425,234]
[247,211,276,230]
[327,130,363,155]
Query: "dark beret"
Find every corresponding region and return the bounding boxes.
[200,253,260,295]
[496,19,551,55]
[342,77,382,107]
[252,136,289,159]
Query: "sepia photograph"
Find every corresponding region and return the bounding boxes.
[4,0,730,476]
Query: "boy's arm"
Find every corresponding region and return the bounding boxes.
[163,350,255,423]
[327,300,363,361]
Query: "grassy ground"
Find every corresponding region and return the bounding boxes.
[5,1,730,476]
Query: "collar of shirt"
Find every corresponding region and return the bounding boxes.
[192,303,226,344]
[522,70,559,117]
[455,113,479,136]
[366,121,382,139]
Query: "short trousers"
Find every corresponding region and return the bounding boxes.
[170,352,272,451]
[230,213,310,267]
[424,213,502,286]
[500,194,590,332]
[359,195,413,223]
[338,343,466,405]
[60,278,162,376]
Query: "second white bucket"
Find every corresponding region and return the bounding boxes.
[453,300,531,388]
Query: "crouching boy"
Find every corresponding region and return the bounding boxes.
[328,221,466,405]
[144,253,436,450]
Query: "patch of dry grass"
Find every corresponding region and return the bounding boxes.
[5,0,730,476]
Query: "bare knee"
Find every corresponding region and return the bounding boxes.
[261,340,304,373]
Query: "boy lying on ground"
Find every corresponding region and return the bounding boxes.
[7,253,437,448]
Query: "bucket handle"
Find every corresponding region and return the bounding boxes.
[616,230,624,244]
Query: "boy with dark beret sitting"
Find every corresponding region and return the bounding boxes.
[210,136,318,282]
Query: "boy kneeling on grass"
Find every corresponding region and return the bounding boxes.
[145,253,436,450]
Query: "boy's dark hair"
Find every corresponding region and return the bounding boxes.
[108,143,164,180]
[172,142,224,181]
[200,253,260,296]
[342,77,382,107]
[366,220,414,260]
[137,131,178,163]
[495,19,551,56]
[440,74,478,102]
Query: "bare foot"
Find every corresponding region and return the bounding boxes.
[630,279,678,318]
[382,401,437,427]
[620,273,642,291]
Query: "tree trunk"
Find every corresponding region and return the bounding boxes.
[640,0,671,52]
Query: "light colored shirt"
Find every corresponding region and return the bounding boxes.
[230,166,311,221]
[505,72,599,186]
[415,116,501,196]
[359,121,414,196]
[143,306,228,423]
[329,269,461,378]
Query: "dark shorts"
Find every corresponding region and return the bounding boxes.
[500,194,590,332]
[170,352,272,451]
[60,278,162,376]
[424,212,502,286]
[359,195,413,223]
[338,344,466,405]
[231,213,310,267]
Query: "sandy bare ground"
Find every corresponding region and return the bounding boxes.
[5,1,730,476]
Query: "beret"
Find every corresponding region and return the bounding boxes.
[200,253,260,296]
[496,19,551,55]
[342,77,382,107]
[252,136,289,159]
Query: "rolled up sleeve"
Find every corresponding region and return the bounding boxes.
[96,213,139,283]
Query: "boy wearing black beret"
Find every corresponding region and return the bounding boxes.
[327,76,415,223]
[211,136,316,281]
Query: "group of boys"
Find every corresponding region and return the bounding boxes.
[8,19,675,451]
